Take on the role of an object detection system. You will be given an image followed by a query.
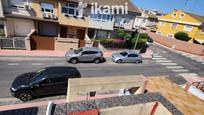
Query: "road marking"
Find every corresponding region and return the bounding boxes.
[166,66,184,69]
[32,63,43,66]
[202,63,204,65]
[54,63,66,65]
[160,63,178,66]
[153,55,163,58]
[152,58,167,60]
[171,69,189,72]
[8,63,19,66]
[156,60,172,63]
[179,73,198,77]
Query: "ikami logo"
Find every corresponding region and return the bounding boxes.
[77,0,129,16]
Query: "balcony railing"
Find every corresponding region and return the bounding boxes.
[192,81,204,92]
[42,12,58,20]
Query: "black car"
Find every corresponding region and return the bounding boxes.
[10,66,81,101]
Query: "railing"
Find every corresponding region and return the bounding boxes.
[192,81,204,92]
[0,37,26,49]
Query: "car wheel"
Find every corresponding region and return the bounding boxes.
[70,58,78,64]
[94,58,100,64]
[116,59,122,63]
[135,60,140,64]
[18,92,32,102]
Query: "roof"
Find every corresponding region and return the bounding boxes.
[184,11,204,23]
[68,0,141,14]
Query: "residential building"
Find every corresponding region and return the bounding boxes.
[0,0,141,51]
[134,9,162,29]
[157,10,204,44]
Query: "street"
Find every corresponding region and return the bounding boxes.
[0,43,203,100]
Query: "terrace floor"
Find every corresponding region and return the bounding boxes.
[146,77,204,114]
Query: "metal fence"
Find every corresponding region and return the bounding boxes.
[0,37,26,49]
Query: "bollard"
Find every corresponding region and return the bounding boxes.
[46,101,54,115]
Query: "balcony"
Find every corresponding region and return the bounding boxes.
[42,12,58,20]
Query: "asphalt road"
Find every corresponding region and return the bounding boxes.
[0,43,203,99]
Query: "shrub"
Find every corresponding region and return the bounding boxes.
[100,39,125,48]
[174,32,190,41]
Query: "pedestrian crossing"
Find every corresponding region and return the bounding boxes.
[152,53,199,77]
[180,52,204,65]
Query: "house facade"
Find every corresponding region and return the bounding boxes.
[0,0,141,51]
[157,10,204,44]
[134,9,159,29]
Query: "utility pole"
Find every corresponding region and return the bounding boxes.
[134,28,140,50]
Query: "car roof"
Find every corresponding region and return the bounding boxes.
[82,47,101,51]
[125,50,137,54]
[44,66,80,77]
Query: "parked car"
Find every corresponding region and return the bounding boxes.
[112,51,143,63]
[65,47,104,64]
[10,66,81,101]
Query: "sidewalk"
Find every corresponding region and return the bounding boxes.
[0,49,153,59]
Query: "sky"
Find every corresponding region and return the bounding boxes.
[132,0,204,16]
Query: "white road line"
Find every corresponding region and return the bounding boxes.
[8,63,19,66]
[179,73,198,77]
[153,55,163,58]
[32,63,43,66]
[166,66,184,69]
[54,63,66,65]
[160,63,178,66]
[171,69,189,72]
[152,58,167,60]
[156,60,172,63]
[202,63,204,65]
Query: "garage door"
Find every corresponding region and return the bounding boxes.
[31,36,54,50]
[14,20,34,36]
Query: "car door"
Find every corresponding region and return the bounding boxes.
[127,54,139,63]
[33,78,54,95]
[50,76,68,94]
[79,51,96,61]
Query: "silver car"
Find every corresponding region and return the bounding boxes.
[112,51,142,63]
[65,47,104,64]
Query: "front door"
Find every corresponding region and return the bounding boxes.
[33,78,54,95]
[77,29,85,48]
[60,27,67,38]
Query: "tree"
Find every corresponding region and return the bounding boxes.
[174,32,190,41]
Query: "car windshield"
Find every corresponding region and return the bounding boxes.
[31,69,45,82]
[120,51,128,57]
[74,48,83,54]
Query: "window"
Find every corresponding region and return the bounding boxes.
[39,78,51,85]
[171,23,177,28]
[180,13,185,18]
[0,21,5,36]
[120,51,128,57]
[10,0,31,8]
[172,13,177,17]
[62,3,78,16]
[41,3,54,13]
[91,13,113,22]
[183,25,193,32]
[82,51,98,55]
[51,77,67,83]
[128,54,138,57]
